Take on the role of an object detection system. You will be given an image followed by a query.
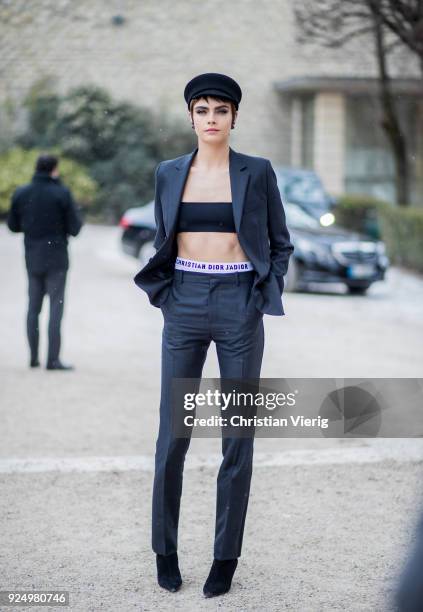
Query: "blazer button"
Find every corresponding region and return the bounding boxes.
[219,221,223,226]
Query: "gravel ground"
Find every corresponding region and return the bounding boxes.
[1,222,423,611]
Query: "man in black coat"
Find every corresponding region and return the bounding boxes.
[7,154,83,370]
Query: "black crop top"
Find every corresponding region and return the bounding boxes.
[176,202,236,233]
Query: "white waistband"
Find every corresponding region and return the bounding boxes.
[175,257,254,273]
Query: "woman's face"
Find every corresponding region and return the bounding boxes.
[190,97,236,143]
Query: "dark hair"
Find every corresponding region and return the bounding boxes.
[35,154,59,173]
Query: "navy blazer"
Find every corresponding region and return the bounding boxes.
[134,146,294,316]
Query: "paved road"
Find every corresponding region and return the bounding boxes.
[1,223,423,611]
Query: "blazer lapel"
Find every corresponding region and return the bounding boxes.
[166,146,250,235]
[230,147,250,233]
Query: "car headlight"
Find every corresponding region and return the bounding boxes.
[320,212,335,227]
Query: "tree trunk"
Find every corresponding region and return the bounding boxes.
[371,10,409,206]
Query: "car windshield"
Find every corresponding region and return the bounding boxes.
[285,203,320,229]
[278,173,328,207]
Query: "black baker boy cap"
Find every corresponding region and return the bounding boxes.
[184,72,242,110]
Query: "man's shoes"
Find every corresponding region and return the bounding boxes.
[203,558,238,598]
[46,360,75,371]
[30,358,40,368]
[156,552,182,592]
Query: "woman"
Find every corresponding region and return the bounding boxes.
[134,72,294,598]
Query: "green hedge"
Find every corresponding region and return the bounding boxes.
[18,82,196,222]
[333,194,423,273]
[333,195,423,272]
[331,195,390,240]
[378,205,423,272]
[0,147,98,216]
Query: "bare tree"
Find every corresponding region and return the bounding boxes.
[294,0,414,205]
[368,0,423,77]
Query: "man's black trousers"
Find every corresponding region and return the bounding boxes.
[27,268,67,365]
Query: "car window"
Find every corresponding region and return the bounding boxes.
[278,173,328,207]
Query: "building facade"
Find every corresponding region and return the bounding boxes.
[1,0,422,203]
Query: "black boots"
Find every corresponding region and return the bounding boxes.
[156,552,182,592]
[203,558,238,598]
[155,553,238,596]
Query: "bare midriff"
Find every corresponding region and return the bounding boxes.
[177,164,249,262]
[177,232,248,262]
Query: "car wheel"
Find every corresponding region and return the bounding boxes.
[347,284,371,295]
[284,258,299,292]
[138,240,156,267]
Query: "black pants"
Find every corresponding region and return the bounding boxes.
[153,268,265,560]
[27,268,67,364]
